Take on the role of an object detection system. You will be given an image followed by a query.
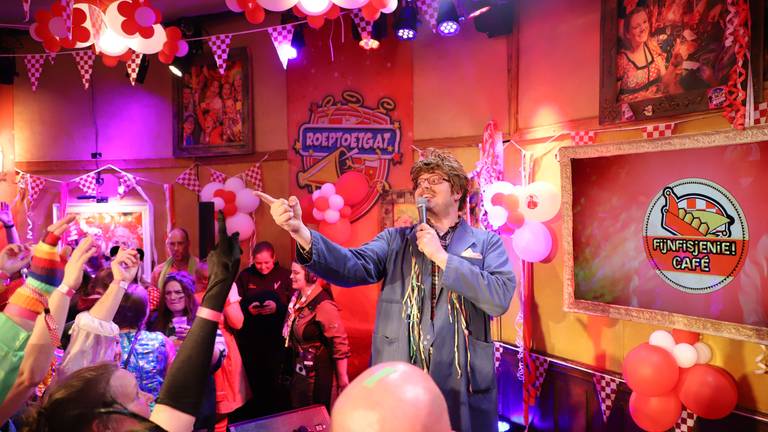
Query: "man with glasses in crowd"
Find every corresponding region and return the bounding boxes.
[258,148,516,432]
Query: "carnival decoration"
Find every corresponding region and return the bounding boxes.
[200,177,260,240]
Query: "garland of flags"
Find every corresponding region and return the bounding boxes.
[175,159,266,194]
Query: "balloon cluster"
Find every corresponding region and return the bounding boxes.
[225,0,397,29]
[482,181,560,262]
[623,329,738,431]
[200,178,261,240]
[299,171,369,245]
[158,27,189,64]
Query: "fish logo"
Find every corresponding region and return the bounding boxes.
[643,178,749,294]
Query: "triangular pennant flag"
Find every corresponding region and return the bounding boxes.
[530,353,549,395]
[415,0,439,32]
[126,52,143,86]
[642,122,675,139]
[27,175,46,205]
[76,173,98,196]
[175,165,201,193]
[60,0,73,39]
[754,101,768,125]
[349,9,373,40]
[523,352,549,411]
[207,34,232,75]
[267,25,294,70]
[493,342,503,372]
[118,173,136,197]
[570,131,596,146]
[47,53,56,65]
[674,408,697,432]
[243,163,263,191]
[209,168,227,184]
[72,50,96,90]
[593,374,622,423]
[88,4,104,44]
[22,0,31,21]
[24,54,46,92]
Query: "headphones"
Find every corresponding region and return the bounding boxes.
[304,271,318,284]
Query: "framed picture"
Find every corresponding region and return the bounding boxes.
[172,47,252,157]
[380,189,418,230]
[53,203,153,278]
[599,0,764,124]
[560,128,768,343]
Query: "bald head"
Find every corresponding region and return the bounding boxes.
[166,228,190,263]
[331,362,452,432]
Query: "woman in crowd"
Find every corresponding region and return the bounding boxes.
[284,263,350,411]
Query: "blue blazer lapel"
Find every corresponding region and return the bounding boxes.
[437,219,476,302]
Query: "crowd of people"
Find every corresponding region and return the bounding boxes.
[0,149,515,432]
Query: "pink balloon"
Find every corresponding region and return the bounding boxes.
[49,17,67,38]
[324,209,340,223]
[312,189,322,201]
[225,0,244,11]
[176,40,189,57]
[134,6,156,27]
[225,212,255,239]
[212,197,225,211]
[313,208,324,221]
[328,194,345,211]
[511,220,552,262]
[235,189,260,213]
[320,182,336,197]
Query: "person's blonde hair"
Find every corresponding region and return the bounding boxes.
[410,148,469,211]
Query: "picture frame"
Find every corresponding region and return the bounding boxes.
[172,47,253,158]
[559,127,768,343]
[599,0,764,124]
[53,202,154,279]
[380,189,418,230]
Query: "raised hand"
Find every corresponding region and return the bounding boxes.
[203,212,241,310]
[0,244,31,275]
[47,214,77,237]
[110,248,140,283]
[0,202,14,227]
[62,236,99,290]
[255,191,305,235]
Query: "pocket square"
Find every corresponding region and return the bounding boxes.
[460,248,483,259]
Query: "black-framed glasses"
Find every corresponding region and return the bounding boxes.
[414,175,449,190]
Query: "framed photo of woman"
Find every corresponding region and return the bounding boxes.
[599,0,764,124]
[172,47,253,157]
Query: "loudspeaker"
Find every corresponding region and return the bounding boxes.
[0,57,17,85]
[198,201,215,258]
[228,405,330,432]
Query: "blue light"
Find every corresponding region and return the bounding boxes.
[438,20,460,36]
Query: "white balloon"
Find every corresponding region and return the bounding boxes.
[320,183,336,197]
[225,212,255,239]
[225,177,245,192]
[257,0,299,12]
[481,181,521,214]
[381,0,398,13]
[296,0,333,15]
[328,194,345,211]
[212,197,225,211]
[73,4,100,48]
[312,208,325,221]
[324,209,340,224]
[235,188,260,213]
[519,181,561,222]
[330,0,368,9]
[693,342,712,364]
[200,182,225,201]
[648,330,676,353]
[486,206,508,229]
[226,0,244,11]
[125,23,167,54]
[95,26,130,56]
[672,343,698,368]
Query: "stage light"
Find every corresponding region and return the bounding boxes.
[437,0,460,36]
[395,3,419,40]
[291,23,306,54]
[169,57,184,77]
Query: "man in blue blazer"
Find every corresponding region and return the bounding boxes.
[259,149,516,431]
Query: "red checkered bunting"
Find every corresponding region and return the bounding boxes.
[267,25,294,69]
[24,54,45,91]
[207,34,232,75]
[415,0,439,32]
[23,0,31,21]
[493,342,503,372]
[47,53,56,64]
[88,4,104,43]
[176,165,201,193]
[570,131,596,146]
[642,122,675,139]
[126,52,143,86]
[209,168,228,184]
[754,101,768,125]
[27,175,46,205]
[674,408,697,432]
[61,0,73,38]
[523,352,549,405]
[72,50,96,90]
[350,9,373,40]
[593,374,622,423]
[76,173,98,196]
[243,163,263,191]
[118,173,136,197]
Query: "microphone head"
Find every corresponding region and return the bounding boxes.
[416,197,428,208]
[416,197,428,224]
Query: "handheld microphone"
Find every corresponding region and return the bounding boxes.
[416,197,428,225]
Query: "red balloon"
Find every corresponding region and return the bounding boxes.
[222,190,237,203]
[223,203,237,217]
[120,50,134,62]
[319,218,351,244]
[307,14,325,30]
[101,55,120,68]
[300,194,319,224]
[490,192,505,207]
[371,0,389,10]
[340,205,352,218]
[244,4,265,24]
[622,343,679,396]
[314,196,330,211]
[672,329,700,345]
[336,171,369,206]
[165,26,182,41]
[292,5,306,17]
[629,391,682,432]
[678,364,737,419]
[213,189,227,199]
[361,2,381,21]
[158,50,174,64]
[506,210,525,228]
[498,224,516,237]
[325,4,340,19]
